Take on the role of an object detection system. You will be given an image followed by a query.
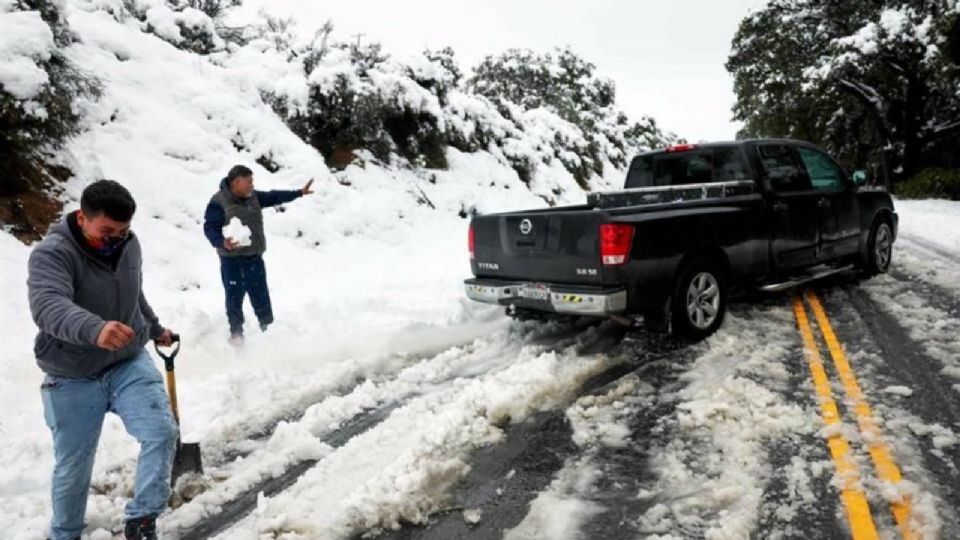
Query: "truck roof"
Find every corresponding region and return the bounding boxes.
[639,138,822,157]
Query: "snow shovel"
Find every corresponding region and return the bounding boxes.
[155,334,203,484]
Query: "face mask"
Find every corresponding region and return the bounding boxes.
[84,231,128,257]
[97,235,127,256]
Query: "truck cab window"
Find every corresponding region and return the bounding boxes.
[655,153,713,186]
[714,147,749,181]
[759,144,810,192]
[798,147,844,190]
[625,155,654,188]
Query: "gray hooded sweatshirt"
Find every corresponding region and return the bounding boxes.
[27,215,163,377]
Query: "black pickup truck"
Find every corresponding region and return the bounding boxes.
[464,139,897,339]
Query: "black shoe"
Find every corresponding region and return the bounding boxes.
[259,316,273,332]
[124,515,157,540]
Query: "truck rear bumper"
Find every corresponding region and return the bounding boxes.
[464,278,628,316]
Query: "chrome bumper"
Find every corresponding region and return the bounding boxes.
[464,279,627,316]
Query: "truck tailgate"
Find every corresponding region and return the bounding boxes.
[471,206,608,286]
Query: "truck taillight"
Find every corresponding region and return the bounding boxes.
[600,223,634,266]
[469,224,475,260]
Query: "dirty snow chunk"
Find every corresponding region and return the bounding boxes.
[504,459,602,540]
[0,11,55,99]
[943,365,960,380]
[882,385,914,396]
[568,374,651,449]
[265,421,329,461]
[462,508,482,525]
[908,422,959,449]
[88,529,113,540]
[222,217,252,247]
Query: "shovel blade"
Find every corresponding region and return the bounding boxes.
[171,442,203,485]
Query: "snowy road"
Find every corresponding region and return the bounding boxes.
[3,204,958,540]
[137,236,960,540]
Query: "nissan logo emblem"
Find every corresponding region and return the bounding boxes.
[519,219,533,235]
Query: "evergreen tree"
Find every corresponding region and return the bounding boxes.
[728,0,960,181]
[469,47,675,184]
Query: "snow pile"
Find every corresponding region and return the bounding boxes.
[0,8,55,99]
[567,373,649,449]
[895,199,960,254]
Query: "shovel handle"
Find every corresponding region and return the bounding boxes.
[154,333,181,372]
[165,370,181,426]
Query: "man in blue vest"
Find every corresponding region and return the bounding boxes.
[28,180,178,540]
[203,165,314,343]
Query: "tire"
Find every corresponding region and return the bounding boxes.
[861,218,894,277]
[670,258,727,341]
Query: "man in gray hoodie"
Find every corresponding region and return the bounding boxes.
[28,180,178,540]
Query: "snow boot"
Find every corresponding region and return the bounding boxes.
[124,515,157,540]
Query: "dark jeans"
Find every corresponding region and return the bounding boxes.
[220,254,273,334]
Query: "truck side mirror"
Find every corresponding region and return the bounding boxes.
[852,170,868,186]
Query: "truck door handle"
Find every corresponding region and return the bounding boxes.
[773,202,788,213]
[818,198,831,209]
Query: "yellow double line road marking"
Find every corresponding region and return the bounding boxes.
[792,290,917,540]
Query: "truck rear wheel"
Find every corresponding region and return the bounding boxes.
[671,258,727,340]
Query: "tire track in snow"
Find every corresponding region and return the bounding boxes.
[571,301,836,540]
[373,325,675,540]
[899,233,960,268]
[200,321,635,539]
[177,402,402,540]
[162,318,614,539]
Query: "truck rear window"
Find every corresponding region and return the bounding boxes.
[624,147,749,189]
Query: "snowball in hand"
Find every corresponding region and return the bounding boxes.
[222,217,253,247]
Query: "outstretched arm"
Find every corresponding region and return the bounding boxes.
[256,179,314,208]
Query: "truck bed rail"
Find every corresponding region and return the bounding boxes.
[587,180,757,209]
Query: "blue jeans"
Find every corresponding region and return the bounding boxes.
[41,349,178,540]
[220,254,273,334]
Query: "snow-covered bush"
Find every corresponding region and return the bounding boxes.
[469,48,673,186]
[122,0,237,54]
[1,1,100,204]
[250,27,675,190]
[0,0,101,241]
